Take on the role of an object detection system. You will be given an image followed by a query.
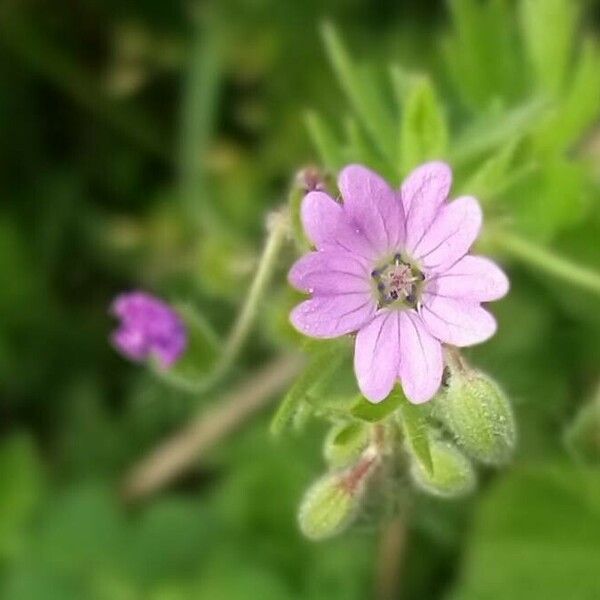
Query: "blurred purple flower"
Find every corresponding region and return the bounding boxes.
[288,163,509,404]
[110,291,187,368]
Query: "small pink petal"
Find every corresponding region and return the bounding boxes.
[301,191,343,249]
[413,196,482,273]
[402,161,452,253]
[288,251,371,295]
[354,311,400,403]
[338,164,404,254]
[428,255,509,302]
[290,294,376,339]
[420,294,497,347]
[301,191,377,260]
[398,311,443,404]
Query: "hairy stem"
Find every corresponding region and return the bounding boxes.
[213,209,290,378]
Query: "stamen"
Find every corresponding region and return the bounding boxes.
[373,256,424,308]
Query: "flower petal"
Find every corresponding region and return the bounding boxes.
[301,191,377,260]
[288,250,372,295]
[427,255,509,302]
[419,294,497,346]
[413,196,482,272]
[290,294,376,339]
[354,311,401,403]
[402,161,452,253]
[301,191,343,249]
[338,164,404,253]
[398,311,443,404]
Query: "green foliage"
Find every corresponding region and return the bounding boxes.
[0,435,41,561]
[564,384,600,464]
[451,465,600,599]
[270,341,350,435]
[519,0,579,95]
[398,75,449,173]
[4,0,600,596]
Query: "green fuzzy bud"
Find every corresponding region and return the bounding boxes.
[410,439,476,499]
[323,422,370,469]
[433,361,516,466]
[298,453,376,540]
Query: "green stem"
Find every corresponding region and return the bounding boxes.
[492,230,600,297]
[212,210,290,379]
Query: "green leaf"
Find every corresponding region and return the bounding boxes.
[270,342,348,436]
[321,22,395,163]
[398,75,448,174]
[0,434,41,560]
[451,464,600,599]
[459,139,533,203]
[397,390,433,475]
[451,97,549,166]
[305,110,345,171]
[350,390,402,423]
[444,0,523,110]
[343,117,395,181]
[504,157,589,241]
[519,0,579,95]
[534,39,600,153]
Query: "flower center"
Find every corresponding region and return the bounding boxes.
[371,254,424,309]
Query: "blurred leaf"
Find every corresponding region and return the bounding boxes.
[451,464,600,599]
[0,434,41,560]
[444,0,523,110]
[178,11,222,227]
[534,39,600,153]
[519,0,579,95]
[343,117,394,181]
[398,75,448,174]
[459,139,533,202]
[305,110,345,171]
[564,384,600,465]
[270,341,348,435]
[505,158,589,241]
[321,22,395,163]
[451,97,549,165]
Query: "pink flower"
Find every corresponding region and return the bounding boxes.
[288,163,509,404]
[110,291,187,368]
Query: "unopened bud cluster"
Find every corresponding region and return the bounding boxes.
[295,350,516,540]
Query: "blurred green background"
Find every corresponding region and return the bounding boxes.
[2,0,600,598]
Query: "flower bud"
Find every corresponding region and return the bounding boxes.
[410,439,476,499]
[298,453,376,540]
[323,422,370,469]
[433,361,516,466]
